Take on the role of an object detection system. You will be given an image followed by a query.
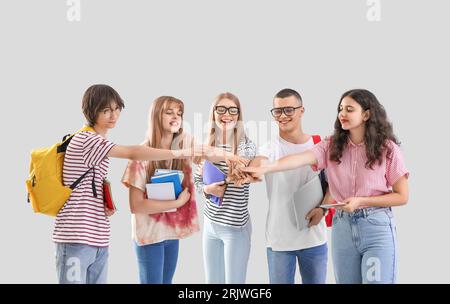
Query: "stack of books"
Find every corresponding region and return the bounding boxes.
[146,169,184,213]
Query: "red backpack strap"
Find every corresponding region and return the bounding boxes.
[312,135,321,145]
[310,135,321,172]
[326,208,335,227]
[312,134,334,227]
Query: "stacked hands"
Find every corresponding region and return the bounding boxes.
[158,145,361,226]
[174,145,363,217]
[183,144,263,186]
[225,157,263,187]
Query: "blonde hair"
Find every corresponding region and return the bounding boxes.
[144,96,186,177]
[206,92,247,154]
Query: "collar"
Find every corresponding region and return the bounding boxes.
[348,138,365,147]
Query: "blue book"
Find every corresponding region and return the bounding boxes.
[202,161,227,206]
[154,169,184,183]
[150,172,183,198]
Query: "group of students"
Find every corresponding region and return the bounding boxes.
[52,84,409,284]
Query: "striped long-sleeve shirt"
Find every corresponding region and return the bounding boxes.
[194,138,256,227]
[53,131,115,247]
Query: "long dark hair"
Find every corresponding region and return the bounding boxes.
[330,89,400,169]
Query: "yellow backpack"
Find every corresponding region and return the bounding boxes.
[25,125,96,216]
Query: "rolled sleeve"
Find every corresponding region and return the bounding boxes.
[385,141,409,187]
[310,136,331,171]
[121,160,149,192]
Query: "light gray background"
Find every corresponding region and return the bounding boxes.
[1,0,449,283]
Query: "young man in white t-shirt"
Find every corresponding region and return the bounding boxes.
[250,89,330,284]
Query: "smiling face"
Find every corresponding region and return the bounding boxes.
[95,100,122,130]
[214,98,239,131]
[338,96,370,131]
[161,102,183,134]
[272,95,303,133]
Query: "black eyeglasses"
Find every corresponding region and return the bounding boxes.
[215,106,240,115]
[270,106,302,118]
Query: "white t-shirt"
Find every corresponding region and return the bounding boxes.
[258,135,327,251]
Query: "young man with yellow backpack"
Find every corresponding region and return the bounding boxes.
[26,84,203,284]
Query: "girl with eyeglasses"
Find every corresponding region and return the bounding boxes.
[243,89,409,284]
[194,92,256,284]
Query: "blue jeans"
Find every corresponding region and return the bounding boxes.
[134,240,179,284]
[55,243,108,284]
[203,218,252,284]
[332,207,398,284]
[267,243,328,284]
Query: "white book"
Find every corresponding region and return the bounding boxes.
[146,182,177,213]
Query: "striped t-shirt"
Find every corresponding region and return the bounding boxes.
[53,131,115,247]
[194,138,256,227]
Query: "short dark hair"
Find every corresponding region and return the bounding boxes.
[82,84,125,126]
[274,88,302,105]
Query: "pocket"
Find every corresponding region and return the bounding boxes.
[366,210,392,226]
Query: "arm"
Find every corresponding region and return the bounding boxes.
[108,145,195,161]
[306,187,334,227]
[203,147,249,165]
[360,175,409,207]
[231,156,268,185]
[339,175,409,212]
[193,162,206,194]
[242,150,318,175]
[320,187,334,206]
[249,156,269,167]
[129,186,189,214]
[204,147,233,163]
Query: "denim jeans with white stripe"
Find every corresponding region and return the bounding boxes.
[55,243,108,284]
[332,207,398,284]
[203,217,252,284]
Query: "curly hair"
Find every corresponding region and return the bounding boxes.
[330,89,400,169]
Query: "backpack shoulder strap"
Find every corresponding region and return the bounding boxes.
[79,125,96,133]
[58,125,96,153]
[312,135,321,145]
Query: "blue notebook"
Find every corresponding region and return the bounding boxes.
[202,161,227,206]
[150,172,183,198]
[154,169,184,183]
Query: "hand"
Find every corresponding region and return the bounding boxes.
[226,157,265,186]
[337,197,363,213]
[105,207,116,217]
[229,173,263,187]
[226,154,251,167]
[241,165,270,177]
[204,181,226,198]
[226,157,249,181]
[175,188,191,208]
[305,208,325,228]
